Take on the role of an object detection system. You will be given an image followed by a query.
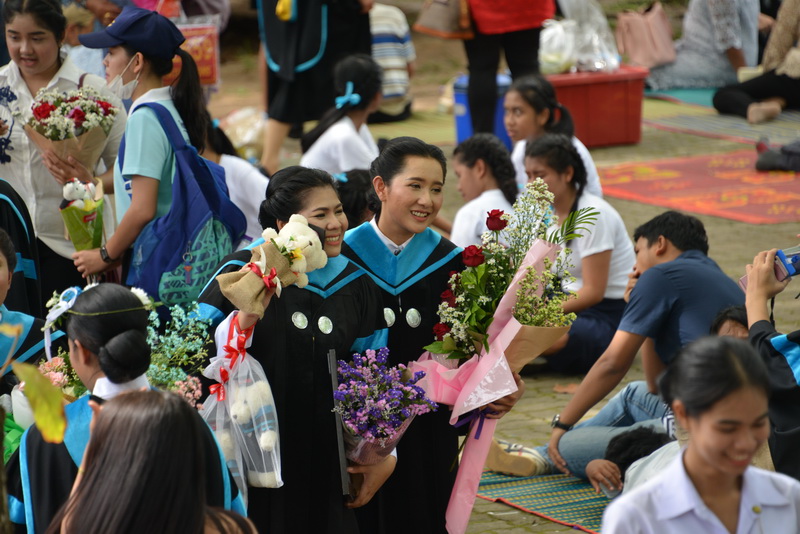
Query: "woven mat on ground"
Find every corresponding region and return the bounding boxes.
[368,110,455,146]
[645,88,716,108]
[600,149,800,224]
[644,110,800,146]
[477,471,609,534]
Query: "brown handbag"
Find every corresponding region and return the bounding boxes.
[615,2,676,68]
[412,0,474,40]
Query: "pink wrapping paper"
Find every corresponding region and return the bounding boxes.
[412,240,561,534]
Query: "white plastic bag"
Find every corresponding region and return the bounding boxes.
[538,19,579,74]
[201,312,283,505]
[559,0,620,72]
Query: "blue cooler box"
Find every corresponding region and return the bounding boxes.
[453,73,513,149]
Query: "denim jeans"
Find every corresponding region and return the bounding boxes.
[535,381,670,478]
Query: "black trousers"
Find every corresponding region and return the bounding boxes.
[713,69,800,118]
[463,27,542,133]
[36,239,85,310]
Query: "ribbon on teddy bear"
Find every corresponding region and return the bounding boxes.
[243,263,282,292]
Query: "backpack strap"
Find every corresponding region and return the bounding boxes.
[131,102,190,152]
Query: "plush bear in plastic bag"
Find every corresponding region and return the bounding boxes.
[230,380,281,487]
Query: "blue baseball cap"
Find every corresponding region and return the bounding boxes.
[79,7,185,60]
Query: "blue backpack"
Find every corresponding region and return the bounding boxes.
[122,103,246,306]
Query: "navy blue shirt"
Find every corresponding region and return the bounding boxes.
[619,250,744,363]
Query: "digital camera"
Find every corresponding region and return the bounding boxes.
[738,246,800,291]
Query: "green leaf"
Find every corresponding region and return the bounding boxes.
[547,207,599,245]
[423,341,446,353]
[442,335,458,352]
[12,362,66,443]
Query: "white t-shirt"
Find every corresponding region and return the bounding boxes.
[299,116,379,174]
[450,189,513,248]
[218,154,270,248]
[603,451,800,534]
[549,192,634,299]
[512,137,603,198]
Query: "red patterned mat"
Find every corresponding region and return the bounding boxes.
[600,150,800,224]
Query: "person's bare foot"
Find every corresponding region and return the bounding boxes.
[747,101,782,124]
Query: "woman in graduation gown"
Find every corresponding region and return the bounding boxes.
[341,137,465,534]
[6,283,243,534]
[197,166,391,534]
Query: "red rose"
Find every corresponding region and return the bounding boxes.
[462,245,485,267]
[440,289,456,307]
[98,101,114,116]
[486,209,507,231]
[32,102,56,121]
[432,323,451,341]
[69,107,86,128]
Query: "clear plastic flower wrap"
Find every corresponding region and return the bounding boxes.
[201,312,282,505]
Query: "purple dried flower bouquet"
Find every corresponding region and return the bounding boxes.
[334,347,437,465]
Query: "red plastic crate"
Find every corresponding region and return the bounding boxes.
[547,65,649,148]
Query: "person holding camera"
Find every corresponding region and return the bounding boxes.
[745,247,800,480]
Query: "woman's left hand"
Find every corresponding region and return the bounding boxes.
[42,150,93,185]
[345,455,396,508]
[483,372,525,419]
[72,249,109,277]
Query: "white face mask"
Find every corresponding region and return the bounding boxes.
[106,56,140,100]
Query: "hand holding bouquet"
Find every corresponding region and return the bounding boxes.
[24,87,118,171]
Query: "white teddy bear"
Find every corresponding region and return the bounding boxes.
[60,178,96,210]
[229,380,282,488]
[260,213,328,288]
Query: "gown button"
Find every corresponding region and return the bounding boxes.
[384,307,396,327]
[292,312,308,329]
[318,316,333,334]
[406,308,421,328]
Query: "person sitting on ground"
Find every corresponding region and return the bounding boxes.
[714,0,800,123]
[542,211,744,476]
[647,0,759,90]
[504,75,602,196]
[6,283,244,534]
[745,247,800,480]
[525,134,635,374]
[300,54,382,175]
[368,2,415,123]
[48,390,255,534]
[603,336,800,533]
[449,133,517,247]
[711,305,749,339]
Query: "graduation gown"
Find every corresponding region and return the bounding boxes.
[0,305,64,394]
[198,247,387,534]
[750,320,800,480]
[342,224,464,534]
[0,179,41,318]
[6,395,244,534]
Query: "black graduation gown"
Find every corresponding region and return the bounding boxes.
[257,0,371,123]
[0,178,42,318]
[198,250,387,534]
[342,224,464,534]
[0,305,65,395]
[750,320,800,480]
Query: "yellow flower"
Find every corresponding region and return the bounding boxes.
[289,248,304,262]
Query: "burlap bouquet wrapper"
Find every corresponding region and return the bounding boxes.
[24,125,108,171]
[217,243,299,318]
[504,323,570,373]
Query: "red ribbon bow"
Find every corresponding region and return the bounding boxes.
[209,383,226,401]
[246,262,279,289]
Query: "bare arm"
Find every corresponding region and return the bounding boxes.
[563,250,611,314]
[641,338,665,394]
[725,47,747,70]
[745,249,791,326]
[546,330,645,473]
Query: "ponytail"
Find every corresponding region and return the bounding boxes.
[453,133,518,206]
[171,48,208,151]
[509,75,575,138]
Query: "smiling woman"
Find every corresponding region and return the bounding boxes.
[602,336,800,534]
[342,136,466,534]
[197,165,391,534]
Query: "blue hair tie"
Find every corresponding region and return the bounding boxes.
[331,172,349,183]
[335,81,362,109]
[212,118,220,129]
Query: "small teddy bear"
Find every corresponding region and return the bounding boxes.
[60,178,96,210]
[229,380,282,488]
[260,213,328,288]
